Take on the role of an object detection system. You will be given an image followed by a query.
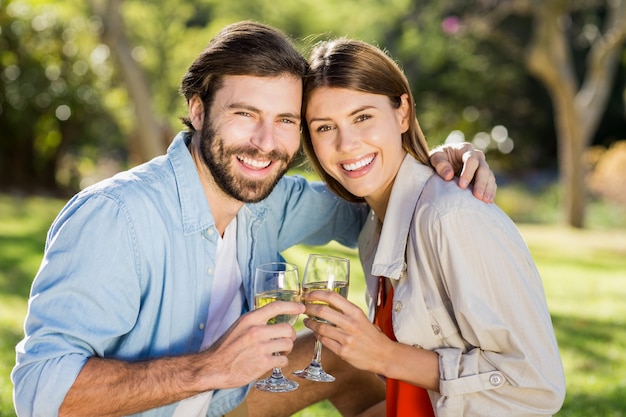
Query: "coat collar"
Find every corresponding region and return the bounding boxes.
[370,155,435,280]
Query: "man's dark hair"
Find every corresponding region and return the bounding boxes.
[180,21,308,130]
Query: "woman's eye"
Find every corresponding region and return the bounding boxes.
[316,124,334,133]
[356,114,372,123]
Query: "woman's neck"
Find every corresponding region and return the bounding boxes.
[365,153,406,223]
[365,178,395,223]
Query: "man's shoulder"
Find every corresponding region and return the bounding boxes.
[67,156,178,217]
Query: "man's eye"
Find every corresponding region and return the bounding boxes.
[235,111,252,117]
[279,118,296,124]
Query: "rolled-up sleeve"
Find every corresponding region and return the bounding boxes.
[12,192,141,417]
[364,162,565,416]
[429,203,566,416]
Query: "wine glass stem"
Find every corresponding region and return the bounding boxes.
[271,367,285,379]
[270,352,286,379]
[312,337,323,366]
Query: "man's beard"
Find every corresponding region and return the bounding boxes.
[199,121,297,203]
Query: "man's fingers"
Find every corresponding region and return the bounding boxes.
[458,151,481,189]
[252,301,304,324]
[429,147,455,180]
[475,173,497,203]
[464,157,496,203]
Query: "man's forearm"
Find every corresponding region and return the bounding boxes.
[59,355,204,417]
[57,302,304,417]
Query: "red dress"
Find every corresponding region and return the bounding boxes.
[374,277,435,417]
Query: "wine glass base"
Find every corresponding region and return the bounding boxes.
[293,362,336,382]
[255,376,299,392]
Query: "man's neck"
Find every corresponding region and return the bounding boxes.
[189,142,243,237]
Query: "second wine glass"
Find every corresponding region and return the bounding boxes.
[293,254,350,382]
[253,262,301,392]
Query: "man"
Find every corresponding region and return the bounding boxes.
[12,21,495,417]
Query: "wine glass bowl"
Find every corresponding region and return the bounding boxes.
[293,254,350,382]
[255,288,300,326]
[253,262,301,392]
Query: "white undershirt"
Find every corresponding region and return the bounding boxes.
[174,218,244,416]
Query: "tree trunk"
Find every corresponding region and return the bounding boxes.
[526,0,626,228]
[88,0,166,162]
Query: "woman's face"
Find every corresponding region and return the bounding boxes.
[306,87,409,203]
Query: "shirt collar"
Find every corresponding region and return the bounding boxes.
[371,154,435,280]
[168,131,216,235]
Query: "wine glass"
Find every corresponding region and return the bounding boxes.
[253,262,301,392]
[293,254,350,382]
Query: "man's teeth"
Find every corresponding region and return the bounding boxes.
[239,156,271,168]
[342,155,374,172]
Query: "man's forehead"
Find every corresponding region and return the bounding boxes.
[216,74,303,112]
[220,74,301,91]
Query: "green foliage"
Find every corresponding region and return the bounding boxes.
[588,141,626,209]
[495,179,626,228]
[0,0,123,192]
[3,0,625,198]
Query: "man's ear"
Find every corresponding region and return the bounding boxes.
[189,95,204,130]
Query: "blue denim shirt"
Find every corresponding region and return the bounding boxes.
[12,131,367,417]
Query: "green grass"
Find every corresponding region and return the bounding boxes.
[1,192,625,416]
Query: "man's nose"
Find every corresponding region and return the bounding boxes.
[250,120,277,153]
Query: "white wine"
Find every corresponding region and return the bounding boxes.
[255,289,300,325]
[302,281,349,299]
[302,281,349,322]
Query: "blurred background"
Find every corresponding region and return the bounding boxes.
[1,0,625,228]
[1,0,625,416]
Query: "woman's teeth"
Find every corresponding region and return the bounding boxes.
[342,155,374,172]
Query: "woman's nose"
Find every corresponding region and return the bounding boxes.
[337,128,360,153]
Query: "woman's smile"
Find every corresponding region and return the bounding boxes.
[340,153,376,174]
[306,87,409,208]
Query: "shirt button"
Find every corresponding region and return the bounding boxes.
[207,267,213,275]
[489,373,503,386]
[198,322,205,330]
[207,228,215,236]
[432,325,441,335]
[393,301,403,312]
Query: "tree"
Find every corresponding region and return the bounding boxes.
[0,0,122,193]
[87,0,170,162]
[526,0,626,228]
[462,0,626,228]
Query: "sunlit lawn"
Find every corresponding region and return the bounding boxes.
[1,192,625,416]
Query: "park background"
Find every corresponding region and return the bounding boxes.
[1,0,625,415]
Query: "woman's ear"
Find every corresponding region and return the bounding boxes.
[398,93,410,133]
[188,95,205,130]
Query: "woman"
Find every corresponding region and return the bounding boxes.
[300,38,566,417]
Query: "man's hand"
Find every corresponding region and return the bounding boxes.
[199,300,305,389]
[429,143,497,203]
[59,301,305,417]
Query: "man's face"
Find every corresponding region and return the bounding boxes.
[199,75,303,203]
